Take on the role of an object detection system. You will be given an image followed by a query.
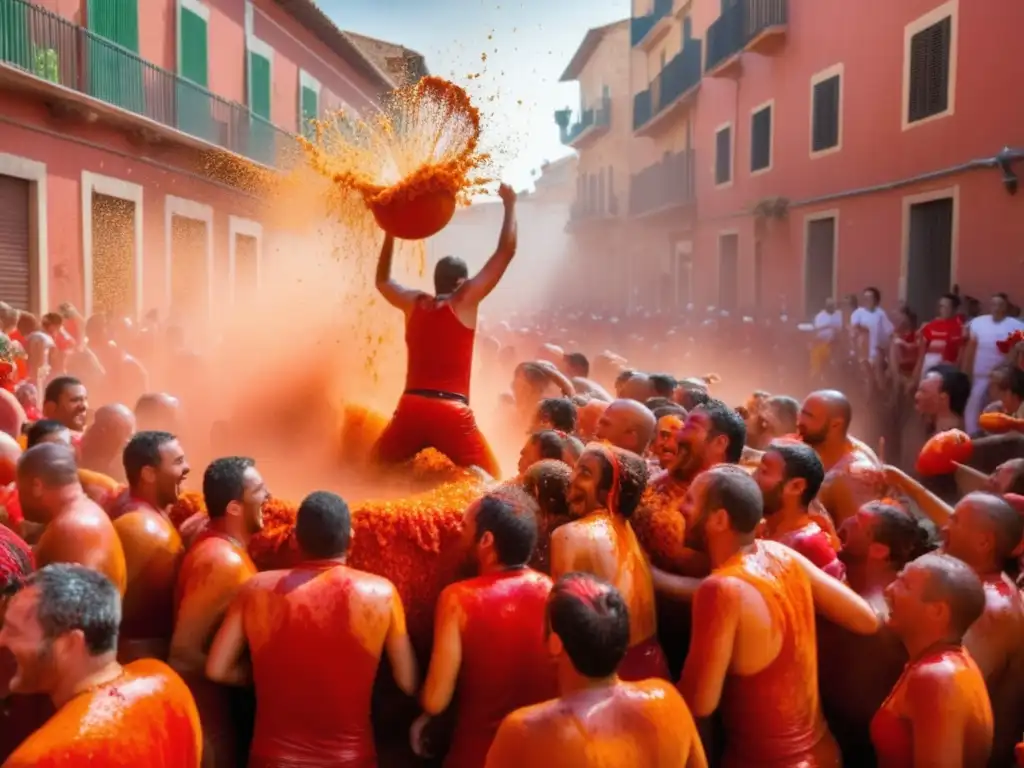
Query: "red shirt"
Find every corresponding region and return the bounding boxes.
[920,316,965,363]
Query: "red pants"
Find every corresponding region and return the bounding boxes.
[618,635,671,682]
[372,394,501,479]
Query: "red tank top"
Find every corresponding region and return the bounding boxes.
[405,298,475,398]
[445,568,558,768]
[718,542,830,766]
[247,562,384,768]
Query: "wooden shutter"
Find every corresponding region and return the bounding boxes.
[715,126,731,184]
[300,84,318,137]
[908,17,951,123]
[0,175,32,311]
[249,50,271,119]
[751,107,771,171]
[177,5,211,141]
[0,0,32,71]
[812,75,840,152]
[87,0,143,114]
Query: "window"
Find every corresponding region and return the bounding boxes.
[714,124,732,186]
[907,14,953,124]
[87,0,142,111]
[811,73,841,153]
[176,0,211,141]
[750,103,772,173]
[299,70,320,139]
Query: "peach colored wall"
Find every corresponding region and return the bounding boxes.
[680,0,1024,316]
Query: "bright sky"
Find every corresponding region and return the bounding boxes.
[322,0,628,192]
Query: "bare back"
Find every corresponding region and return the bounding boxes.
[486,679,706,768]
[36,499,127,595]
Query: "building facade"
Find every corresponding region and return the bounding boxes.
[565,0,1024,318]
[0,0,400,322]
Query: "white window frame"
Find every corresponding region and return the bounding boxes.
[81,171,143,319]
[164,195,214,322]
[0,153,48,315]
[809,63,844,158]
[901,0,959,132]
[802,209,840,316]
[749,99,774,177]
[898,186,959,302]
[713,121,734,190]
[175,0,210,79]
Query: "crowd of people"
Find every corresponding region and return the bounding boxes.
[0,183,1023,767]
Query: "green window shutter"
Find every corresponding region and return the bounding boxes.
[177,5,214,143]
[300,84,318,137]
[249,50,271,120]
[0,0,33,71]
[86,0,144,115]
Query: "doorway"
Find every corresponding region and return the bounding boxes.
[718,233,738,312]
[906,197,953,317]
[91,192,137,317]
[805,216,836,316]
[170,215,209,323]
[234,233,259,299]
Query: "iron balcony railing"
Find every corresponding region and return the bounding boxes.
[629,150,696,216]
[0,0,293,167]
[634,40,702,131]
[558,96,611,146]
[569,192,619,222]
[631,0,673,47]
[705,0,787,73]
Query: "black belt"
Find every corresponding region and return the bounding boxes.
[404,388,469,405]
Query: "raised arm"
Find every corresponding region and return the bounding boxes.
[456,184,518,306]
[882,465,954,527]
[375,232,421,312]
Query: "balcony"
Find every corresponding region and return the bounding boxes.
[0,0,293,169]
[629,150,696,218]
[555,96,611,150]
[633,40,702,137]
[631,0,674,51]
[566,191,620,231]
[705,0,788,77]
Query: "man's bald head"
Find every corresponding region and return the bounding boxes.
[595,399,657,455]
[0,431,22,485]
[94,403,136,430]
[915,552,986,638]
[955,491,1024,563]
[17,443,79,488]
[135,393,181,432]
[619,373,655,403]
[812,390,852,427]
[798,389,853,446]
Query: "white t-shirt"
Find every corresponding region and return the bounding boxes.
[850,307,895,361]
[968,314,1024,377]
[813,309,843,342]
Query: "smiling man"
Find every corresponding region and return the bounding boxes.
[41,376,88,436]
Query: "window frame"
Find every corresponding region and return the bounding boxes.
[749,99,774,176]
[299,69,321,137]
[901,0,958,131]
[809,63,843,158]
[713,121,734,189]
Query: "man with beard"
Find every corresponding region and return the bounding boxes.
[551,444,669,681]
[754,441,844,579]
[648,408,685,472]
[412,490,556,767]
[679,465,879,767]
[170,456,267,767]
[485,573,707,768]
[798,390,882,528]
[207,490,417,768]
[111,432,189,663]
[872,553,993,767]
[821,502,932,764]
[41,376,88,439]
[940,491,1024,767]
[594,399,656,456]
[17,443,126,594]
[1,564,202,766]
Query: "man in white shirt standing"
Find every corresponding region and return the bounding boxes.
[850,287,895,367]
[962,292,1024,433]
[811,298,844,378]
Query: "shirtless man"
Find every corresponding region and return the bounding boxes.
[940,491,1024,767]
[108,429,189,520]
[79,403,136,482]
[594,398,656,456]
[112,432,189,662]
[207,490,417,768]
[16,443,126,594]
[821,501,931,764]
[413,491,556,767]
[486,573,707,768]
[754,441,844,579]
[371,184,517,478]
[679,465,879,767]
[798,389,882,527]
[552,444,668,680]
[23,417,121,511]
[171,456,266,766]
[41,375,88,436]
[1,564,201,766]
[873,553,993,767]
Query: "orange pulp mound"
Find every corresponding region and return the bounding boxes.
[299,76,490,241]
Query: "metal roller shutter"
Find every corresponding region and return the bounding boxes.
[0,174,31,310]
